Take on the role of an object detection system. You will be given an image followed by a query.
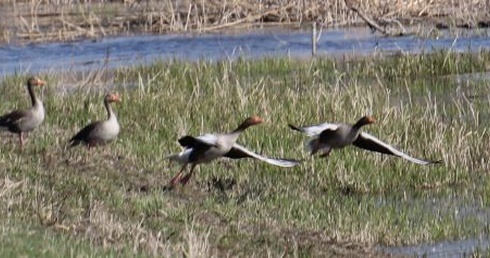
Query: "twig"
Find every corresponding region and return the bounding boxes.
[344,0,388,36]
[200,4,294,32]
[59,17,89,34]
[311,22,316,57]
[344,0,410,37]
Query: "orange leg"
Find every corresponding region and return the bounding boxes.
[180,164,197,186]
[169,164,188,186]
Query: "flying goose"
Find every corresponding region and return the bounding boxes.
[166,116,300,186]
[288,116,440,165]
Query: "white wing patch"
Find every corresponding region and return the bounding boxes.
[165,149,193,164]
[294,122,339,137]
[194,133,220,146]
[228,144,300,167]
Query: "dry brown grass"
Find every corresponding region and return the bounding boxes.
[0,0,488,43]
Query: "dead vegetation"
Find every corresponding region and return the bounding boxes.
[0,0,488,43]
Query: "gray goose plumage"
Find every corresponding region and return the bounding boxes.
[69,93,121,149]
[0,77,46,148]
[289,116,440,165]
[166,116,300,187]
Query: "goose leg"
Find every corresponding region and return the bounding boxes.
[180,164,197,186]
[319,148,331,158]
[18,133,24,149]
[169,164,188,186]
[87,141,96,150]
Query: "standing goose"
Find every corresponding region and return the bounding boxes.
[0,77,46,148]
[289,116,440,165]
[166,116,300,186]
[68,93,121,149]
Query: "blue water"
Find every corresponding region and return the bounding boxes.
[379,238,490,257]
[1,27,490,76]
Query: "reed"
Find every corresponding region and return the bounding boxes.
[0,0,487,43]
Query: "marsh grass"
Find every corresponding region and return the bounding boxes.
[1,50,490,256]
[1,0,488,43]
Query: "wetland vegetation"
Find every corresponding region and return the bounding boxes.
[1,0,488,43]
[1,49,490,256]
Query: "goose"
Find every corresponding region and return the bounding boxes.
[68,93,121,149]
[0,77,46,148]
[288,116,440,165]
[166,116,300,186]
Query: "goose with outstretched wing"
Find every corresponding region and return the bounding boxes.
[166,116,301,187]
[288,116,440,165]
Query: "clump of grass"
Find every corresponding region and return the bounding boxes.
[1,50,490,256]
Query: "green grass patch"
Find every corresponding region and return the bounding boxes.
[1,50,490,257]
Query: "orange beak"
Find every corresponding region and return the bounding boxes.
[36,78,46,86]
[367,116,376,124]
[251,116,264,124]
[112,94,122,102]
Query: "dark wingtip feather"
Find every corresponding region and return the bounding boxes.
[288,124,303,132]
[178,135,195,147]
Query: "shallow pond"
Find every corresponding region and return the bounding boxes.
[1,27,490,76]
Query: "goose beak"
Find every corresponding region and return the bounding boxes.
[367,116,376,124]
[36,78,46,86]
[251,116,264,124]
[113,94,122,102]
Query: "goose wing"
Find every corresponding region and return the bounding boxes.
[224,143,300,167]
[288,122,339,137]
[68,121,100,147]
[178,133,219,148]
[0,109,28,128]
[353,132,440,165]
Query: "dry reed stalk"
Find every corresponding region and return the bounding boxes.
[0,0,488,43]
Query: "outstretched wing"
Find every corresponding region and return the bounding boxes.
[353,132,441,165]
[178,133,219,148]
[224,143,300,167]
[288,122,339,137]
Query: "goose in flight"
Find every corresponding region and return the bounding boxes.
[288,116,440,165]
[166,116,300,186]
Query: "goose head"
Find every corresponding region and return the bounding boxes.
[354,116,376,128]
[27,77,46,88]
[234,116,264,132]
[104,93,122,103]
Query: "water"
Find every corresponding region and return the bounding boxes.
[375,190,490,257]
[379,238,490,257]
[1,27,490,76]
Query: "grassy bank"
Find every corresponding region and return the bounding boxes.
[1,50,490,256]
[1,0,488,44]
